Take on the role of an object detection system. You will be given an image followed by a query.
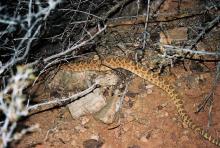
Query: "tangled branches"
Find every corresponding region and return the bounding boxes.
[0,66,36,147]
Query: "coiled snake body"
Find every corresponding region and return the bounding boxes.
[64,56,220,146]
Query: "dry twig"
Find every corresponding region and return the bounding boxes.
[28,83,99,115]
[163,45,220,57]
[189,16,220,50]
[0,66,37,147]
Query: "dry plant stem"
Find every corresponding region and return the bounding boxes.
[151,0,166,15]
[70,9,205,28]
[102,0,135,21]
[208,105,213,128]
[137,0,150,61]
[60,9,102,20]
[196,61,220,118]
[142,0,150,50]
[43,25,106,63]
[12,125,39,142]
[107,10,207,27]
[44,126,58,142]
[163,45,220,57]
[28,83,99,115]
[116,83,129,113]
[196,92,214,114]
[189,16,220,50]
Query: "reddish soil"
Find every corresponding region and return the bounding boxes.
[15,63,220,148]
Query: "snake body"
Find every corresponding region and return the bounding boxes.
[64,56,220,146]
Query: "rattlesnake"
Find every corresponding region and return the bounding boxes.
[64,56,220,147]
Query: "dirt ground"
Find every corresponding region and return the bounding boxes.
[15,62,220,148]
[12,0,220,148]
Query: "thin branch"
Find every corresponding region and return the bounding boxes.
[102,0,135,21]
[28,83,99,115]
[189,16,220,50]
[42,25,106,63]
[0,0,61,75]
[151,0,166,15]
[60,9,103,20]
[196,59,220,114]
[142,0,151,49]
[163,45,220,57]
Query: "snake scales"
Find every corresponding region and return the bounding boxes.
[64,56,220,146]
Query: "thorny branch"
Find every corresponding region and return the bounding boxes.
[0,0,61,75]
[0,66,37,147]
[0,0,60,147]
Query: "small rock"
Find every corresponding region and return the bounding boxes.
[122,125,130,132]
[146,89,153,94]
[81,117,90,125]
[75,125,87,133]
[128,145,140,148]
[94,95,120,124]
[183,130,189,135]
[145,84,154,89]
[71,140,77,146]
[177,82,182,87]
[145,84,154,94]
[83,139,104,148]
[90,134,99,141]
[164,112,169,117]
[140,135,149,143]
[68,88,107,118]
[139,132,151,143]
[172,117,177,121]
[124,96,130,102]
